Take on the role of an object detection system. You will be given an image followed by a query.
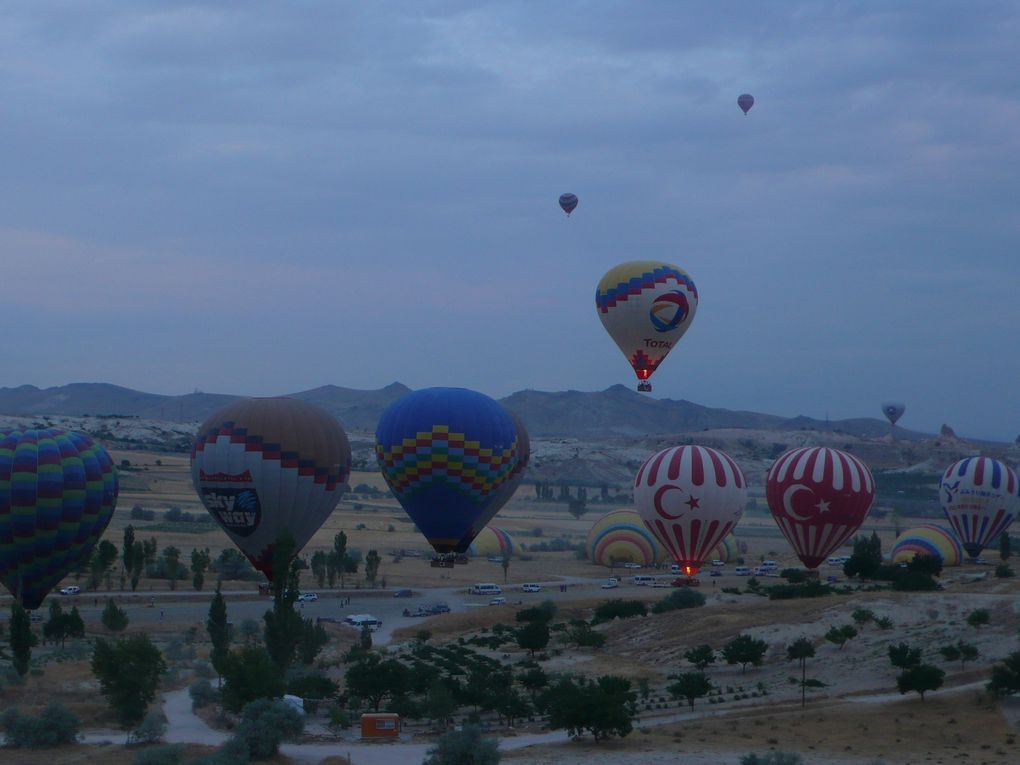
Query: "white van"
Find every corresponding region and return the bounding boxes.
[760,560,778,570]
[344,614,382,631]
[470,583,502,595]
[633,575,655,586]
[734,566,751,576]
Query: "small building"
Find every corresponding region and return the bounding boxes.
[361,712,400,738]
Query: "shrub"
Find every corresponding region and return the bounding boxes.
[189,678,218,710]
[995,563,1014,578]
[591,599,647,624]
[651,588,706,613]
[133,745,184,765]
[1,704,81,747]
[740,752,803,765]
[233,698,304,759]
[128,710,168,745]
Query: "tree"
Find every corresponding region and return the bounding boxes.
[233,698,303,759]
[987,650,1020,697]
[543,674,636,742]
[263,530,302,670]
[999,531,1012,561]
[967,608,990,629]
[344,654,409,711]
[364,549,381,586]
[122,525,135,589]
[91,634,167,727]
[519,666,549,701]
[824,624,857,650]
[907,553,943,579]
[90,539,119,590]
[9,603,38,676]
[207,587,230,683]
[851,608,874,629]
[162,545,181,590]
[787,637,816,708]
[424,724,500,765]
[939,640,979,670]
[101,598,129,631]
[888,642,922,670]
[333,531,349,589]
[516,621,550,656]
[190,548,211,591]
[426,679,458,729]
[896,664,945,701]
[684,644,716,671]
[220,646,285,713]
[668,671,713,710]
[296,618,330,665]
[501,550,511,584]
[310,551,328,588]
[722,634,768,673]
[843,533,882,579]
[1,704,81,747]
[43,600,73,647]
[130,539,145,591]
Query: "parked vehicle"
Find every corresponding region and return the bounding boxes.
[469,583,502,595]
[734,566,751,576]
[60,585,80,596]
[710,559,725,567]
[489,597,507,606]
[393,589,413,598]
[623,562,642,569]
[343,614,382,631]
[671,577,701,587]
[601,578,619,589]
[633,575,655,586]
[521,583,542,593]
[297,592,318,602]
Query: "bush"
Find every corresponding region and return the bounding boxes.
[286,672,339,701]
[1,704,81,747]
[995,563,1015,578]
[233,698,304,759]
[424,724,500,765]
[133,745,184,765]
[187,738,249,765]
[651,588,706,613]
[764,581,831,600]
[128,710,168,745]
[740,752,803,765]
[189,678,218,710]
[591,599,647,624]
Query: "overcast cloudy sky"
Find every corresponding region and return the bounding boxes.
[1,2,1018,441]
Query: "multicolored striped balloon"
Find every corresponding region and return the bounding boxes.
[0,428,118,609]
[634,445,747,576]
[939,457,1019,560]
[766,446,874,569]
[468,526,516,558]
[586,509,666,567]
[596,261,698,391]
[375,388,523,555]
[891,525,964,567]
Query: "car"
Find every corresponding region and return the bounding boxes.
[489,597,507,606]
[297,593,318,602]
[623,562,642,569]
[427,602,451,614]
[710,559,725,567]
[521,583,542,593]
[60,585,80,596]
[393,588,414,598]
[709,569,723,577]
[671,577,701,587]
[30,612,44,622]
[601,578,619,589]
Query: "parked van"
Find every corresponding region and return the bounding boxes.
[633,575,655,586]
[344,614,382,631]
[734,566,751,576]
[760,560,778,570]
[470,583,502,595]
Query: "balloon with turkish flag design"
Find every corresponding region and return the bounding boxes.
[765,446,875,569]
[634,445,747,577]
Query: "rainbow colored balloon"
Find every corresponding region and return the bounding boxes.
[0,428,118,609]
[587,509,665,567]
[468,526,516,558]
[891,525,963,567]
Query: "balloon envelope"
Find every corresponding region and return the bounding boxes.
[375,388,523,554]
[634,445,747,576]
[939,457,1019,560]
[0,428,118,609]
[881,402,905,426]
[891,524,964,567]
[468,526,517,558]
[191,398,351,580]
[586,508,666,567]
[737,94,754,114]
[766,446,875,569]
[559,193,578,215]
[596,261,698,388]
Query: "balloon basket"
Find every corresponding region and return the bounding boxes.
[430,556,456,569]
[637,382,652,393]
[453,554,469,565]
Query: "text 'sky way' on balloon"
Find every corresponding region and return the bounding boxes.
[559,193,578,216]
[766,447,875,569]
[596,261,698,393]
[939,457,1019,560]
[881,402,905,426]
[0,428,118,609]
[634,445,747,577]
[737,93,754,114]
[191,398,352,581]
[375,387,525,560]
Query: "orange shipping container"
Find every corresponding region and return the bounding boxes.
[360,712,400,738]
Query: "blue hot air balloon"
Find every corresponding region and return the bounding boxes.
[737,94,755,114]
[375,388,524,561]
[559,193,579,216]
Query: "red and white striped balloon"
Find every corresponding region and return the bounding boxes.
[765,447,874,569]
[634,445,747,576]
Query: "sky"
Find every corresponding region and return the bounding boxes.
[1,2,1018,442]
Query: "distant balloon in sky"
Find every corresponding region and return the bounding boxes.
[634,445,747,577]
[881,402,905,426]
[559,193,579,216]
[737,93,755,115]
[596,260,698,392]
[939,457,1019,560]
[191,397,351,581]
[375,387,524,559]
[0,428,118,610]
[766,446,875,569]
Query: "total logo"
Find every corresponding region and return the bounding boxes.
[201,488,261,537]
[649,291,690,332]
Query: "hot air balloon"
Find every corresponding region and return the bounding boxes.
[939,457,1019,560]
[468,526,517,558]
[634,445,747,577]
[596,261,698,392]
[737,94,754,115]
[0,428,118,610]
[891,525,963,567]
[485,413,530,513]
[375,387,524,566]
[882,402,905,427]
[586,509,666,567]
[766,447,874,569]
[559,193,578,216]
[191,398,351,581]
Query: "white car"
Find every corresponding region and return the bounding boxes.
[521,583,542,593]
[60,585,80,596]
[601,578,619,589]
[623,562,642,569]
[297,593,318,602]
[489,597,507,606]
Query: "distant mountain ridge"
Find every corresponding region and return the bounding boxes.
[0,381,930,440]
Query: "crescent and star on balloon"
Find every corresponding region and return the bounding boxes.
[782,483,832,521]
[653,484,699,519]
